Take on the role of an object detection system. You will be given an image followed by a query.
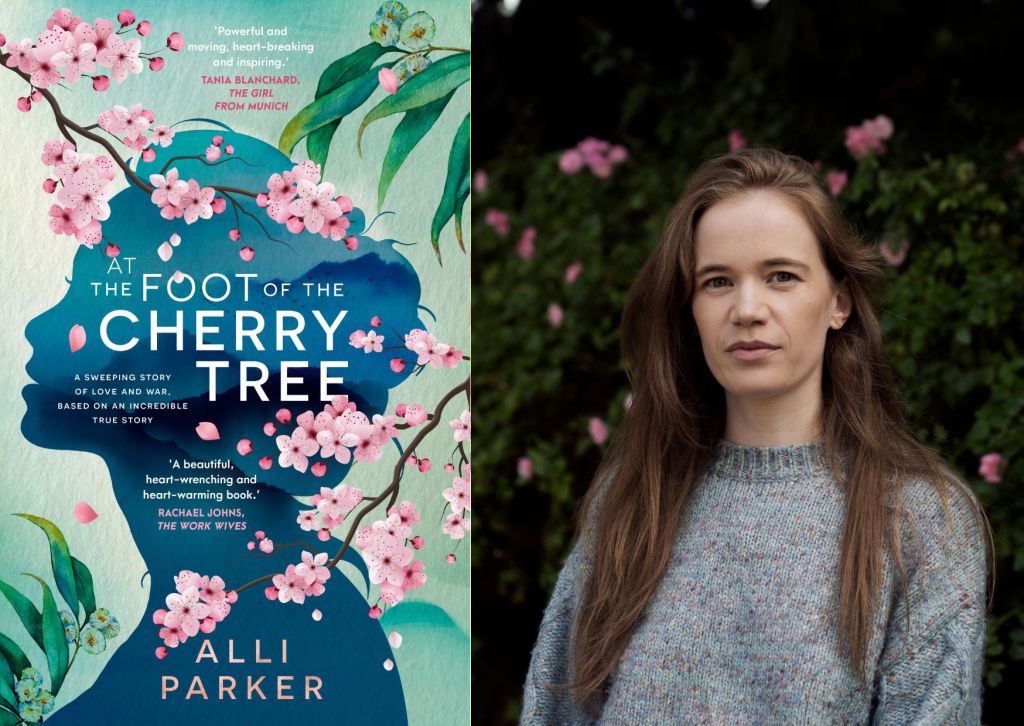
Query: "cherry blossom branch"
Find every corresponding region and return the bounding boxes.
[221,191,293,251]
[249,540,319,556]
[158,153,256,176]
[230,376,470,595]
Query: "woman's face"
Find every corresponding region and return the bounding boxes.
[690,190,850,405]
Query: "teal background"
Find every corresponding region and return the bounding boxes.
[0,1,470,723]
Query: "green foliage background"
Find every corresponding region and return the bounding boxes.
[472,1,1024,722]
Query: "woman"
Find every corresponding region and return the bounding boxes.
[519,148,995,724]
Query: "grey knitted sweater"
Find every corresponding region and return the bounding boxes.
[520,439,988,724]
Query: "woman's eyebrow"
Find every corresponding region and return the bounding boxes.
[695,258,811,277]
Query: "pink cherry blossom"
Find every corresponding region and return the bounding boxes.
[57,169,112,228]
[370,414,399,444]
[277,408,293,424]
[75,220,102,247]
[272,565,307,604]
[164,587,210,637]
[52,32,97,85]
[195,575,226,604]
[449,409,471,442]
[159,624,186,648]
[30,29,66,88]
[97,35,142,82]
[378,67,398,95]
[442,512,471,540]
[401,560,426,591]
[277,429,319,472]
[149,168,188,207]
[118,10,136,27]
[315,420,358,464]
[137,20,152,36]
[49,205,78,236]
[92,75,110,91]
[179,179,215,224]
[48,9,82,32]
[588,417,609,445]
[5,39,36,73]
[442,475,471,515]
[350,425,383,463]
[387,500,421,527]
[361,330,384,353]
[362,533,414,586]
[979,453,1005,484]
[205,144,221,162]
[403,404,428,426]
[380,581,404,605]
[295,550,331,586]
[316,483,363,520]
[259,538,274,553]
[151,125,174,147]
[288,180,342,234]
[41,139,75,166]
[167,32,184,51]
[297,509,318,531]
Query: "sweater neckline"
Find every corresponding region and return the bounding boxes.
[706,437,828,480]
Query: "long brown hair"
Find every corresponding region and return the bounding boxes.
[561,147,996,718]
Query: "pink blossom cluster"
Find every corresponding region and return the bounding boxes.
[265,550,333,605]
[148,167,219,224]
[255,160,356,240]
[394,403,428,426]
[41,138,114,247]
[97,103,174,160]
[270,396,399,474]
[349,329,384,353]
[356,500,427,607]
[404,328,464,369]
[484,208,509,236]
[152,570,236,657]
[844,114,894,160]
[979,452,1005,484]
[441,463,471,541]
[449,409,470,442]
[298,481,365,542]
[558,137,628,178]
[5,8,181,112]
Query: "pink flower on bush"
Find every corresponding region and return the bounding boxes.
[845,114,894,160]
[547,303,564,328]
[878,237,910,267]
[728,129,747,152]
[979,453,1005,484]
[588,417,609,445]
[516,226,536,261]
[565,262,583,284]
[560,137,628,178]
[517,456,533,480]
[559,149,584,174]
[485,208,509,236]
[826,170,848,197]
[473,169,488,194]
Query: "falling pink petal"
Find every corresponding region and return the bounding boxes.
[236,439,253,456]
[312,608,322,621]
[388,631,402,649]
[105,243,120,257]
[263,422,277,436]
[155,646,168,659]
[588,417,609,445]
[169,233,181,246]
[152,608,167,625]
[172,270,184,283]
[69,324,86,353]
[258,456,272,470]
[259,538,274,553]
[390,358,406,373]
[196,422,220,440]
[311,461,327,477]
[73,501,98,523]
[157,241,173,261]
[276,408,292,424]
[378,67,398,95]
[239,246,255,262]
[255,530,265,540]
[383,658,394,671]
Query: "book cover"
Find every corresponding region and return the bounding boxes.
[0,1,470,723]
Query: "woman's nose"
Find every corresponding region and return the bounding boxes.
[729,282,768,324]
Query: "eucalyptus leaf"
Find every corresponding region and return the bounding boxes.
[14,514,79,618]
[71,557,95,619]
[23,575,69,696]
[0,635,29,677]
[357,52,469,156]
[0,580,43,651]
[429,112,470,264]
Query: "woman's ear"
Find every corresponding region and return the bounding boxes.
[830,279,853,329]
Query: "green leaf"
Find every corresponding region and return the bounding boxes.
[23,575,69,696]
[280,61,399,157]
[430,112,470,265]
[71,557,95,618]
[305,43,396,168]
[14,514,79,618]
[452,166,471,254]
[0,650,16,711]
[357,52,470,156]
[0,579,43,651]
[0,634,30,676]
[377,88,457,210]
[0,707,19,726]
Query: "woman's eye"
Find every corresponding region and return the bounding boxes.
[702,271,798,288]
[773,271,795,282]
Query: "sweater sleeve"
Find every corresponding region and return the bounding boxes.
[519,535,594,725]
[871,477,989,725]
